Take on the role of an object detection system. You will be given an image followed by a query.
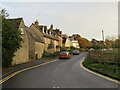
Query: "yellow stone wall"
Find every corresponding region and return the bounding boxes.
[58,36,62,47]
[30,24,46,59]
[35,42,45,59]
[54,40,59,52]
[12,20,29,65]
[65,38,70,48]
[27,30,36,61]
[44,37,51,51]
[44,37,59,53]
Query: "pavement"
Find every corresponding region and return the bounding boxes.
[2,52,119,88]
[2,58,57,78]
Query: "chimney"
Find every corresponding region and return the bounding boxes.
[44,26,47,30]
[60,31,62,34]
[34,20,39,26]
[50,24,53,29]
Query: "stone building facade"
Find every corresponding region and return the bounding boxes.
[6,18,61,66]
[69,36,80,48]
[62,34,71,50]
[54,29,62,47]
[30,20,60,53]
[11,18,29,65]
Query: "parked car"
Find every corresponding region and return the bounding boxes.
[59,51,70,59]
[89,48,94,51]
[73,50,80,55]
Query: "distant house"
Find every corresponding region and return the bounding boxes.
[54,29,63,48]
[30,20,60,53]
[69,36,80,49]
[6,18,29,65]
[62,34,71,50]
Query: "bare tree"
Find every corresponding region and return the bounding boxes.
[0,8,9,19]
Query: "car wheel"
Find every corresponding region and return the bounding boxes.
[68,57,70,59]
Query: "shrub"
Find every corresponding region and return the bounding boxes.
[42,51,59,59]
[2,19,22,67]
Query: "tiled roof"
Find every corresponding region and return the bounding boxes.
[5,18,22,30]
[26,28,44,43]
[62,37,67,44]
[33,24,59,41]
[44,34,59,41]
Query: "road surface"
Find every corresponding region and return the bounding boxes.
[2,52,119,88]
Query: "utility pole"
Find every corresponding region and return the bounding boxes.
[102,30,104,42]
[101,30,105,50]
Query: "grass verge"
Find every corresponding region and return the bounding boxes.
[83,50,120,81]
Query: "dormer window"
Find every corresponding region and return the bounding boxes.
[48,30,50,35]
[45,29,48,34]
[20,28,24,34]
[44,29,46,34]
[51,32,53,36]
[50,31,51,35]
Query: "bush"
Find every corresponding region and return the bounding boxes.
[2,19,22,67]
[79,48,88,52]
[89,50,119,64]
[42,51,59,59]
[83,53,120,79]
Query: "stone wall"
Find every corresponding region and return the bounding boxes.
[35,42,45,59]
[27,30,36,61]
[12,20,29,65]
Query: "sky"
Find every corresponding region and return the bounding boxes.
[0,1,118,40]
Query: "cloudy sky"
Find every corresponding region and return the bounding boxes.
[0,1,118,40]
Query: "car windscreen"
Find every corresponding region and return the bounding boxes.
[60,52,67,54]
[73,50,79,52]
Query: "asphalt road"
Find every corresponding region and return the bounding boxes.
[2,52,119,88]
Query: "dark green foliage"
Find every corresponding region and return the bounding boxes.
[114,39,120,48]
[60,46,67,51]
[69,46,75,54]
[2,19,22,67]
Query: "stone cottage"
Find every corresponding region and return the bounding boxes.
[26,27,45,60]
[30,20,60,53]
[7,18,29,65]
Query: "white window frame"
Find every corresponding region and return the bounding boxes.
[20,28,24,34]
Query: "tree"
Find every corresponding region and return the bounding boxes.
[78,37,92,48]
[114,39,120,48]
[72,34,81,40]
[2,9,22,67]
[0,8,9,19]
[73,34,92,48]
[106,35,118,48]
[105,39,113,48]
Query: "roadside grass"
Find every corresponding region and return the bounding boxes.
[83,49,120,80]
[102,49,119,54]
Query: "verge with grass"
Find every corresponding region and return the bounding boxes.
[83,49,120,81]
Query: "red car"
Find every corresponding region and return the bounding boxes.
[59,51,70,59]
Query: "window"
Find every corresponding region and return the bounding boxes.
[44,29,46,33]
[48,30,50,35]
[20,28,24,34]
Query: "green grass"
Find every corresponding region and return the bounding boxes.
[83,52,120,80]
[102,49,119,54]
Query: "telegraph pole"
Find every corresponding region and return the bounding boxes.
[101,30,105,50]
[102,30,104,42]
